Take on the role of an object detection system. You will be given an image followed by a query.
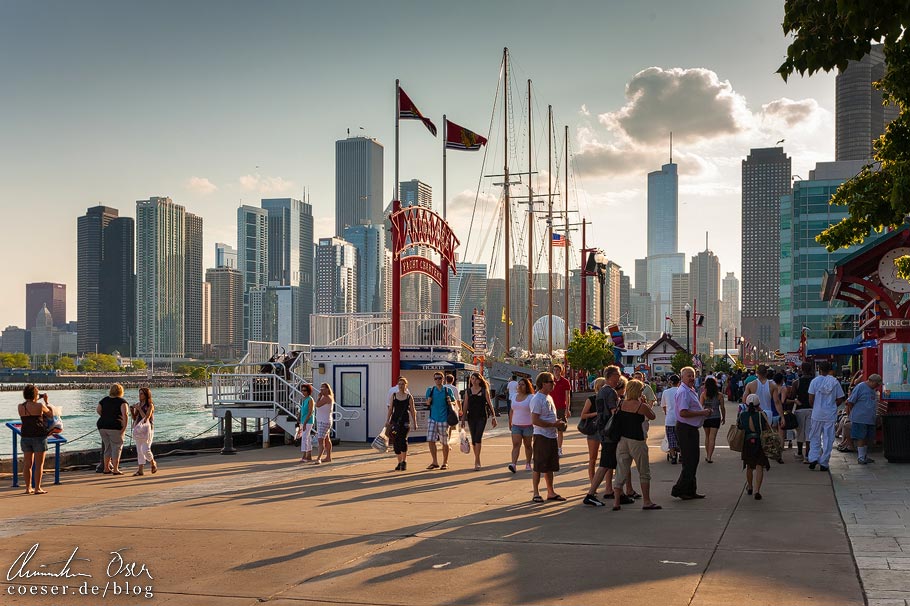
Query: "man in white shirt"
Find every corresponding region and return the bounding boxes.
[507,375,519,411]
[529,372,567,503]
[807,361,845,471]
[661,374,680,464]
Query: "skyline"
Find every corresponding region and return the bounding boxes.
[0,1,837,329]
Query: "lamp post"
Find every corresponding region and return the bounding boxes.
[724,330,728,363]
[685,302,691,354]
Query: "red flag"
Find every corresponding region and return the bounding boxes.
[445,119,488,151]
[398,87,437,137]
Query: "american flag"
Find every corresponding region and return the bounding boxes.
[552,233,568,247]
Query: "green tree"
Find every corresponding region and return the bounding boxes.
[131,359,147,371]
[79,358,98,372]
[565,329,614,374]
[84,353,119,372]
[1,352,31,368]
[778,1,910,273]
[712,356,733,375]
[670,351,694,374]
[55,356,76,371]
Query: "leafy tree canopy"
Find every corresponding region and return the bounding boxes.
[55,356,76,371]
[131,359,147,370]
[0,352,30,368]
[671,351,694,374]
[565,329,614,374]
[778,0,910,274]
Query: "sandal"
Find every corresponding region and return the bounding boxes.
[546,494,567,502]
[133,470,144,476]
[440,464,449,470]
[612,505,621,511]
[111,471,124,476]
[642,503,662,510]
[151,463,158,474]
[35,489,47,494]
[532,495,544,503]
[626,491,642,500]
[426,463,440,470]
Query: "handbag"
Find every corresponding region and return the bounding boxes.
[132,419,151,442]
[371,428,389,452]
[758,412,783,459]
[782,411,799,430]
[727,421,745,453]
[601,410,620,443]
[459,428,471,454]
[577,416,597,436]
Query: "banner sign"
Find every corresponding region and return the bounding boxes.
[472,309,487,352]
[401,255,444,286]
[390,205,459,273]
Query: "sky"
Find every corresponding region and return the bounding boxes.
[0,0,836,329]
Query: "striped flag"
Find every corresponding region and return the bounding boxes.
[398,87,437,137]
[445,119,488,151]
[552,233,568,247]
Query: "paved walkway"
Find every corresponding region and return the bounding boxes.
[830,445,910,606]
[0,409,872,606]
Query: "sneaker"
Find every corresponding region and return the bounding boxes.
[558,448,563,457]
[525,464,532,471]
[857,458,867,465]
[754,493,762,501]
[619,494,635,505]
[819,465,829,472]
[808,461,817,470]
[583,494,605,507]
[863,457,875,464]
[508,463,516,474]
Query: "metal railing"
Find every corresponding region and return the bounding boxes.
[311,313,461,349]
[210,371,302,420]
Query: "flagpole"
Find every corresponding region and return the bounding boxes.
[564,124,569,351]
[503,47,511,356]
[547,104,553,357]
[392,78,401,386]
[527,78,533,356]
[443,115,447,220]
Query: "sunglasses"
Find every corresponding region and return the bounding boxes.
[542,379,555,384]
[434,377,443,381]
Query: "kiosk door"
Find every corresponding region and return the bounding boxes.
[334,365,367,441]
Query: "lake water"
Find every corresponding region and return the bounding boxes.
[0,387,219,457]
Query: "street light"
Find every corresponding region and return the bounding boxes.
[684,302,691,354]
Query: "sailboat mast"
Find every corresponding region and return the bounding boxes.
[503,47,511,355]
[564,124,569,352]
[547,105,553,356]
[527,78,533,356]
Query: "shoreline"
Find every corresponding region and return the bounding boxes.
[0,378,208,391]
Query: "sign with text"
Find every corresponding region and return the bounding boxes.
[880,318,910,329]
[401,255,444,286]
[472,309,487,352]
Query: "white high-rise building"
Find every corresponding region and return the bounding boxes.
[336,137,383,235]
[690,248,721,355]
[721,272,740,338]
[315,237,358,314]
[237,205,269,343]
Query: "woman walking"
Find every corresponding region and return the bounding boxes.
[738,394,771,500]
[131,387,158,476]
[18,385,51,494]
[462,372,498,471]
[611,380,661,510]
[701,376,725,463]
[298,384,316,462]
[386,377,418,471]
[508,377,535,473]
[313,383,335,464]
[97,384,129,475]
[579,377,606,482]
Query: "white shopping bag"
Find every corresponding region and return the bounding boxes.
[459,428,470,454]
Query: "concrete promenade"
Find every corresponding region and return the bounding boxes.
[0,406,886,606]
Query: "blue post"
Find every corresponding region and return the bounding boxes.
[6,422,67,487]
[10,423,19,488]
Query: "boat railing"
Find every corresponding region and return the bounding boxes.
[209,370,302,421]
[311,313,461,349]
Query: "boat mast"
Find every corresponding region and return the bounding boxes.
[527,78,533,356]
[564,124,570,351]
[547,105,553,356]
[503,47,511,355]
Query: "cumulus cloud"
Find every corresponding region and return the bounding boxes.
[600,67,750,145]
[238,174,297,195]
[574,127,708,179]
[186,176,217,195]
[759,97,822,128]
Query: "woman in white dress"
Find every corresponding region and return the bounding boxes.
[314,383,335,464]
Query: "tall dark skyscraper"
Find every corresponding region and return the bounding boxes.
[99,217,135,355]
[335,136,383,236]
[26,283,66,330]
[77,205,121,354]
[184,212,204,357]
[741,147,791,351]
[836,44,900,162]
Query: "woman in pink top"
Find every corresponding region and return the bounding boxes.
[508,378,534,473]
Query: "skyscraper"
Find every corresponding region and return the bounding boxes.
[215,242,237,269]
[449,262,488,346]
[485,278,505,357]
[100,217,136,355]
[742,147,791,351]
[644,160,685,331]
[399,179,434,313]
[184,212,204,357]
[26,283,66,330]
[689,248,721,355]
[77,205,118,353]
[670,273,689,339]
[343,223,387,313]
[836,44,900,162]
[721,272,740,338]
[206,267,244,359]
[315,237,357,314]
[202,281,211,355]
[237,205,269,343]
[336,136,383,235]
[136,197,186,358]
[619,272,631,325]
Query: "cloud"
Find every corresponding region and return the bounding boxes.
[600,67,750,145]
[759,97,823,128]
[238,173,297,195]
[574,127,708,179]
[186,176,217,195]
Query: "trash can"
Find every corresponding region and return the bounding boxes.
[882,414,910,463]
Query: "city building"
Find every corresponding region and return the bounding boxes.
[184,212,204,357]
[1,326,28,354]
[509,264,530,351]
[30,304,76,356]
[634,258,648,293]
[670,273,690,341]
[398,179,435,313]
[336,136,383,235]
[215,242,237,269]
[343,223,388,313]
[779,160,867,353]
[628,290,654,334]
[569,268,602,335]
[202,281,211,356]
[237,205,269,343]
[249,283,304,347]
[261,197,315,342]
[836,44,900,162]
[689,247,722,355]
[206,267,244,359]
[485,278,505,357]
[742,147,791,351]
[315,237,357,314]
[26,283,66,330]
[619,272,631,325]
[449,262,488,347]
[721,272,741,338]
[76,205,117,353]
[641,160,685,331]
[136,197,186,359]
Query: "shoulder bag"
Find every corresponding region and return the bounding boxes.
[758,411,783,459]
[577,396,597,435]
[727,416,745,452]
[443,388,459,426]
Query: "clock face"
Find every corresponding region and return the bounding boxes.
[878,247,910,294]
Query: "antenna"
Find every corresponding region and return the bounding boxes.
[670,131,673,164]
[705,231,709,251]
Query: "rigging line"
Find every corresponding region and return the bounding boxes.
[462,54,503,264]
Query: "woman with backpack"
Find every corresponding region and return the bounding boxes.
[738,393,771,500]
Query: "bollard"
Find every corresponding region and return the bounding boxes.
[221,411,237,455]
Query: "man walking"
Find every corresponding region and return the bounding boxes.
[550,364,572,455]
[582,365,622,507]
[807,361,845,471]
[530,372,567,502]
[425,373,453,470]
[791,361,816,461]
[672,366,712,500]
[846,373,881,465]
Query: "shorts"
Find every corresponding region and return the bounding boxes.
[315,419,333,439]
[599,440,618,469]
[426,418,449,443]
[664,425,678,450]
[20,436,48,453]
[850,421,876,443]
[703,418,721,429]
[795,408,813,442]
[511,424,533,437]
[556,409,568,424]
[532,435,560,473]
